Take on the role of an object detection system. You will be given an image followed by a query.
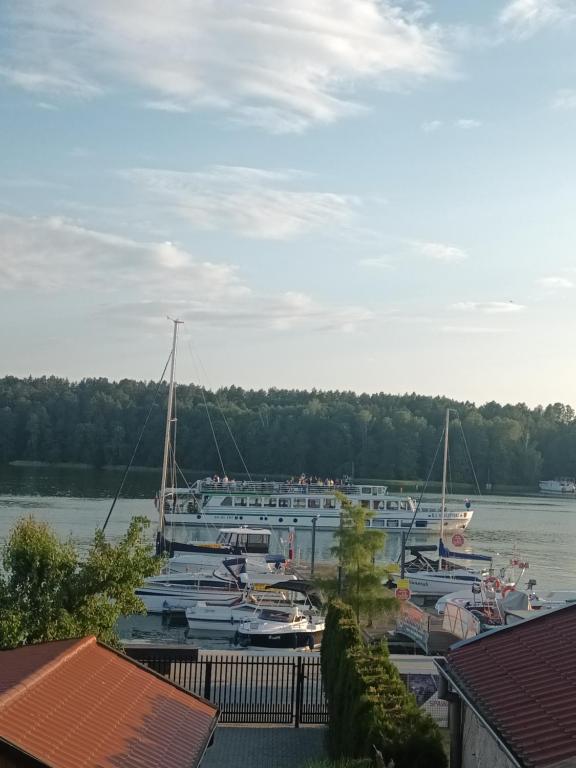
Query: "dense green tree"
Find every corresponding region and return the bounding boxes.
[0,516,161,649]
[1,375,576,487]
[330,494,396,623]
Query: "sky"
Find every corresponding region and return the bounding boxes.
[2,0,576,407]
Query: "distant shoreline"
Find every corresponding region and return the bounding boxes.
[4,461,542,497]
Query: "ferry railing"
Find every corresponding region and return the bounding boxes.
[187,481,389,496]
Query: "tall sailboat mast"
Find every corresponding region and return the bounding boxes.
[159,318,183,533]
[439,407,450,567]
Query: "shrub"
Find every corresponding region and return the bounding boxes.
[321,601,447,768]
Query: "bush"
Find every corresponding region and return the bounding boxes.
[321,601,447,768]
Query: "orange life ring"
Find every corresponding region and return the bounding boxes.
[501,586,515,599]
[486,576,501,590]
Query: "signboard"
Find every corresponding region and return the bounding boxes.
[451,533,465,548]
[393,578,411,599]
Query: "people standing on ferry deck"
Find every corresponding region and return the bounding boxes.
[464,498,471,509]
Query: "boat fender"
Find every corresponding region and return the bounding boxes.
[501,586,515,599]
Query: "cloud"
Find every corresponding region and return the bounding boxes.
[359,256,392,269]
[455,118,481,129]
[121,165,359,240]
[415,241,469,262]
[422,118,481,132]
[1,1,449,132]
[0,213,372,334]
[536,276,573,289]
[451,301,526,314]
[441,326,511,334]
[0,66,100,98]
[552,89,576,110]
[422,120,443,132]
[499,0,576,37]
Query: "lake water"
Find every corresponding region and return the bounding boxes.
[2,465,576,645]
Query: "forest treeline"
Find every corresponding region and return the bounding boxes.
[1,376,576,488]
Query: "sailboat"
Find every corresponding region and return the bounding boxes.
[406,409,492,596]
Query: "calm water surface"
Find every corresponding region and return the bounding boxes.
[2,465,576,644]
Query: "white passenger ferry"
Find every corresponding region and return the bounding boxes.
[161,479,473,536]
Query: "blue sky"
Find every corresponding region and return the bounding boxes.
[2,0,576,406]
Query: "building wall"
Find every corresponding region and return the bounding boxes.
[462,707,517,768]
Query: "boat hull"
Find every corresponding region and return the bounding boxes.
[236,628,324,649]
[408,571,482,596]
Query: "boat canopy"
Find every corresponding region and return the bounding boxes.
[438,539,492,562]
[264,580,326,609]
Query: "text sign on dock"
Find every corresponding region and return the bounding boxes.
[451,533,465,547]
[395,587,411,601]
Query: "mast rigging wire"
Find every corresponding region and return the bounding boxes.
[101,352,172,533]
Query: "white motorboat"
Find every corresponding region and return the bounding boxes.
[539,478,576,494]
[136,557,296,613]
[185,580,324,638]
[235,605,325,649]
[156,526,273,557]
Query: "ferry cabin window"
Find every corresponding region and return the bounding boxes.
[361,500,370,509]
[234,497,248,507]
[400,501,408,510]
[308,498,321,509]
[373,501,385,510]
[323,498,336,509]
[250,497,262,507]
[265,498,277,507]
[293,499,306,509]
[415,520,427,528]
[362,487,371,495]
[221,497,233,506]
[278,498,291,508]
[386,501,399,511]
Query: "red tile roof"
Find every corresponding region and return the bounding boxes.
[441,604,576,768]
[0,636,218,768]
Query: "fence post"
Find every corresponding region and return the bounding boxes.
[295,657,304,728]
[204,661,213,701]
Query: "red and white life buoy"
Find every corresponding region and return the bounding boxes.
[500,585,515,599]
[485,576,501,590]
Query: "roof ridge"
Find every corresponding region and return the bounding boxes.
[0,636,96,711]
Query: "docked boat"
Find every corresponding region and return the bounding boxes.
[539,478,576,494]
[136,557,296,613]
[160,479,473,539]
[404,410,489,596]
[235,605,325,649]
[185,580,324,638]
[156,526,273,556]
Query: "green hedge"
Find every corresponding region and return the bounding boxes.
[321,601,447,768]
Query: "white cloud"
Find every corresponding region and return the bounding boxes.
[122,165,359,240]
[0,213,372,334]
[441,326,511,334]
[456,118,482,129]
[451,301,526,314]
[0,66,100,98]
[422,120,443,132]
[2,0,449,132]
[552,89,576,110]
[500,0,576,36]
[537,276,573,289]
[415,241,469,262]
[359,256,392,269]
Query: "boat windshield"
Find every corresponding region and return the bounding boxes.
[258,609,297,623]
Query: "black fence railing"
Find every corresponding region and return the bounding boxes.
[125,646,328,727]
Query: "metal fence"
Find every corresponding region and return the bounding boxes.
[125,647,328,727]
